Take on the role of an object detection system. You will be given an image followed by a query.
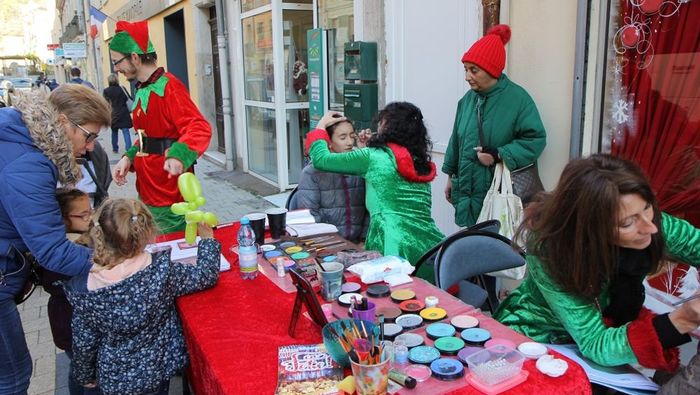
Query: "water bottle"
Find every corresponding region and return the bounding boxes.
[238,217,258,279]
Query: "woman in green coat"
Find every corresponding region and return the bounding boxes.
[494,154,700,372]
[305,103,444,281]
[443,24,546,227]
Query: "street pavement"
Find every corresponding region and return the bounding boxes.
[20,136,279,395]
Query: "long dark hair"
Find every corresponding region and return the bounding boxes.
[367,102,433,175]
[517,154,665,301]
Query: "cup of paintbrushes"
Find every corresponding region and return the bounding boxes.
[350,352,391,395]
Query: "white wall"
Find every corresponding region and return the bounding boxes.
[506,0,578,189]
[384,0,481,235]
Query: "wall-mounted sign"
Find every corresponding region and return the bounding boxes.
[62,43,87,58]
[47,43,60,50]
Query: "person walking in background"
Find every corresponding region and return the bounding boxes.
[103,73,133,153]
[494,154,700,372]
[65,198,221,395]
[41,188,98,395]
[293,115,368,243]
[443,24,546,227]
[306,103,444,282]
[109,20,212,233]
[0,84,111,394]
[69,67,95,90]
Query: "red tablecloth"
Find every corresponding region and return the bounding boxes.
[170,225,592,394]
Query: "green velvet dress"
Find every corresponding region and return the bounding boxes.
[494,214,700,368]
[306,130,444,281]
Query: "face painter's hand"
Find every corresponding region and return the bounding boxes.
[357,129,371,148]
[198,222,214,239]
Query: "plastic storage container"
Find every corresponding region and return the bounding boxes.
[464,345,525,386]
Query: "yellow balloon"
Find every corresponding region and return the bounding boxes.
[185,210,204,223]
[202,212,219,226]
[185,223,198,244]
[178,172,202,202]
[170,202,190,215]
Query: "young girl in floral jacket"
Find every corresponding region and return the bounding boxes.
[65,198,221,395]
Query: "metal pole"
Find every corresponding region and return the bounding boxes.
[215,0,237,170]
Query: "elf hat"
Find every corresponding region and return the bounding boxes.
[109,20,155,55]
[461,24,511,78]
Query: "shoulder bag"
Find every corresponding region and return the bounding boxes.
[121,85,134,110]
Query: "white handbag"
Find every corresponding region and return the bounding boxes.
[477,163,526,279]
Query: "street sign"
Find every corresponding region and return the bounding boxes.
[54,48,65,57]
[62,43,87,58]
[47,43,60,50]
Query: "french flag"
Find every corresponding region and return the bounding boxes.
[89,6,108,39]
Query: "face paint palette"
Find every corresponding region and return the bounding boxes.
[403,364,432,382]
[391,289,416,303]
[461,328,491,346]
[341,282,361,294]
[399,299,425,314]
[450,315,479,330]
[420,307,447,322]
[376,306,402,322]
[382,323,403,340]
[366,284,391,298]
[395,314,424,330]
[430,358,465,380]
[425,323,456,340]
[394,333,424,348]
[337,293,363,307]
[434,337,465,356]
[408,346,441,365]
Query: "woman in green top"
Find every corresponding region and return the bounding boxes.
[305,103,444,281]
[495,154,700,372]
[443,24,546,227]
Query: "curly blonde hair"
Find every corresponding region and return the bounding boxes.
[87,198,157,270]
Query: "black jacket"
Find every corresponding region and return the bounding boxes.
[102,85,133,129]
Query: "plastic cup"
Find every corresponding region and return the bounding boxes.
[318,262,344,301]
[350,357,391,395]
[265,207,287,239]
[352,301,377,324]
[246,212,266,246]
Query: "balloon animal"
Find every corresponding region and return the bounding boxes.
[171,172,218,244]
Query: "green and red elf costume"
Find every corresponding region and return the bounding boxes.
[109,21,212,233]
[305,129,444,282]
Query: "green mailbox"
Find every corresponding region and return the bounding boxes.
[344,41,377,81]
[343,83,378,130]
[343,41,378,130]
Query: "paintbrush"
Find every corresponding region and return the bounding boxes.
[672,293,700,306]
[309,239,347,248]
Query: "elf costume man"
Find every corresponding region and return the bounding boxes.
[110,20,212,233]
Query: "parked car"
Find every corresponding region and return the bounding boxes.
[9,77,33,92]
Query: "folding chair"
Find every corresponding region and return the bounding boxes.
[285,185,300,210]
[433,228,525,312]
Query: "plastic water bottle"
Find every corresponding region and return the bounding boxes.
[238,217,258,279]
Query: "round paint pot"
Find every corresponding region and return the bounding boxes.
[382,323,403,340]
[425,323,456,340]
[394,333,424,349]
[457,346,484,365]
[341,282,361,294]
[395,314,423,331]
[394,314,423,331]
[485,338,517,350]
[408,346,441,365]
[399,299,425,314]
[284,246,303,254]
[279,241,296,248]
[376,306,402,322]
[260,244,276,252]
[264,250,283,259]
[420,307,447,322]
[460,328,491,346]
[403,364,432,383]
[450,315,479,331]
[290,252,310,260]
[434,337,465,356]
[391,289,416,303]
[337,293,363,307]
[322,255,337,262]
[430,358,465,381]
[367,284,391,298]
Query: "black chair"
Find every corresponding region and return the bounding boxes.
[413,219,501,276]
[433,228,525,313]
[285,186,300,210]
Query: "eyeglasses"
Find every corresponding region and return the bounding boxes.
[69,211,92,221]
[69,119,99,143]
[111,55,130,67]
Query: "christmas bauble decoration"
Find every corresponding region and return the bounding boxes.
[621,25,640,48]
[640,0,662,15]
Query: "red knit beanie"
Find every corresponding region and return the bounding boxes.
[461,24,511,78]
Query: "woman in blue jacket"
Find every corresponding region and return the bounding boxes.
[0,84,111,394]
